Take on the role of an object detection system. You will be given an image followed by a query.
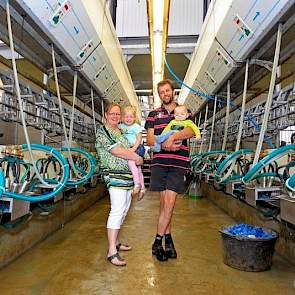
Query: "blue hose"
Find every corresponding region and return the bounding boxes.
[191,151,227,168]
[61,147,97,186]
[215,149,254,183]
[2,144,69,202]
[252,172,282,180]
[242,145,295,184]
[286,173,295,192]
[191,150,228,162]
[0,169,4,197]
[191,150,229,173]
[221,174,245,184]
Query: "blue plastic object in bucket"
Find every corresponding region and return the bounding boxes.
[220,224,278,272]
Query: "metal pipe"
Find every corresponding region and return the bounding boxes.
[69,71,78,144]
[219,67,248,182]
[91,88,97,136]
[101,99,105,124]
[208,96,217,152]
[51,45,81,179]
[235,60,249,152]
[199,104,208,153]
[221,80,230,151]
[253,23,282,166]
[198,111,202,127]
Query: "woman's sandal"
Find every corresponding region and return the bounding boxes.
[116,243,132,251]
[137,189,145,201]
[107,252,126,266]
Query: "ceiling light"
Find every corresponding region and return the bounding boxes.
[147,0,170,107]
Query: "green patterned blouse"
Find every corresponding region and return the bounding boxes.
[95,125,133,189]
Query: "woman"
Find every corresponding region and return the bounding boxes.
[95,103,143,266]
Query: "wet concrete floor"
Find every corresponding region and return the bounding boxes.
[0,192,294,294]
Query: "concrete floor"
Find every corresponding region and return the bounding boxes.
[0,192,294,295]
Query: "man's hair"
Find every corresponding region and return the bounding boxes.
[157,79,174,94]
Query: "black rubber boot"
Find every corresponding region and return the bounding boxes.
[165,244,177,259]
[152,245,168,261]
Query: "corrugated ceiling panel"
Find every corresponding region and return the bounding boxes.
[116,0,148,37]
[168,0,203,36]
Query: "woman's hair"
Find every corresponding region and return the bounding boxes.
[104,102,121,114]
[122,105,137,117]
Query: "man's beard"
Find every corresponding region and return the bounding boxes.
[162,96,174,105]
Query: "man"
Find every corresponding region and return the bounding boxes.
[145,79,200,261]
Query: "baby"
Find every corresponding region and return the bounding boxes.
[119,106,145,201]
[151,105,201,152]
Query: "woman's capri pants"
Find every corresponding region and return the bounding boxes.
[107,187,132,229]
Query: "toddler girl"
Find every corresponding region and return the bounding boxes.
[119,106,145,201]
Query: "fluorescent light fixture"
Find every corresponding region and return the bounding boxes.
[153,1,164,31]
[153,33,163,73]
[147,0,170,107]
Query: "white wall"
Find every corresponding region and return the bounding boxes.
[116,0,203,38]
[116,0,149,37]
[168,0,203,36]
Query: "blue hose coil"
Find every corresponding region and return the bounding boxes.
[242,145,295,184]
[2,144,69,202]
[61,147,97,186]
[191,150,229,173]
[215,149,254,183]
